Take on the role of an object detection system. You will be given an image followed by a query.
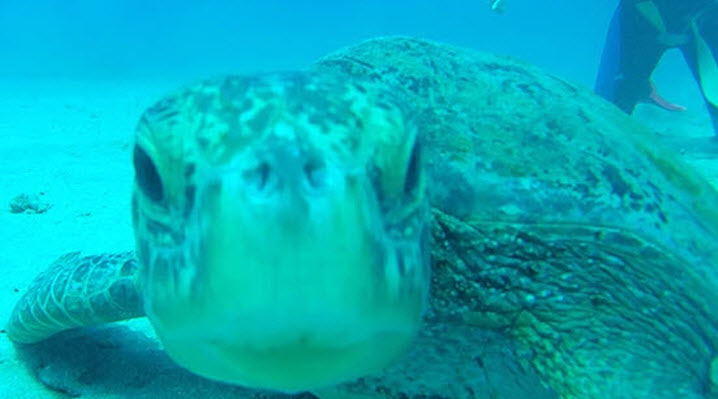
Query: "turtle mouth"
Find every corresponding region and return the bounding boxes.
[163,327,417,392]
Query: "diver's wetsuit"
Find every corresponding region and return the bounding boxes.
[595,0,718,133]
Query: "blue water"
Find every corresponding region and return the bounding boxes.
[2,0,706,111]
[0,1,611,82]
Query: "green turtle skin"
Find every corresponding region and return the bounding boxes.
[7,252,142,343]
[7,37,718,398]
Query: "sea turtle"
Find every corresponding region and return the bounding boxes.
[7,37,718,399]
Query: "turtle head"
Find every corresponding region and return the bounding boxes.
[131,73,430,392]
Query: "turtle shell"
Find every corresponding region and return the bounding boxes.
[313,37,718,399]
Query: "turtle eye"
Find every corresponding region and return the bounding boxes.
[403,139,421,196]
[133,145,164,202]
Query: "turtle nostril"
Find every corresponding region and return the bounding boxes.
[243,162,273,194]
[303,160,328,190]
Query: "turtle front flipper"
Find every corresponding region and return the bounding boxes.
[7,252,144,344]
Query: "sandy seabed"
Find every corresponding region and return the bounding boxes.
[0,78,282,399]
[0,76,715,399]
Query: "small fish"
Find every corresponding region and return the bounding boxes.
[489,0,506,13]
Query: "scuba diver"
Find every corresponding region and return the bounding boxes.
[594,0,718,135]
[490,0,718,135]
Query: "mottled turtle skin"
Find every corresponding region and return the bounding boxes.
[8,37,718,399]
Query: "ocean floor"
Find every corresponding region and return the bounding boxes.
[0,78,280,399]
[0,76,716,399]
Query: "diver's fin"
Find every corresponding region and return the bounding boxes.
[636,2,690,46]
[693,21,718,108]
[635,1,666,32]
[644,81,687,112]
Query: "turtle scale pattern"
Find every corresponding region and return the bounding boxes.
[8,252,142,344]
[7,37,718,399]
[311,37,718,399]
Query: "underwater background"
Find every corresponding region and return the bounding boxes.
[1,0,713,133]
[1,0,714,129]
[0,2,699,92]
[1,1,717,398]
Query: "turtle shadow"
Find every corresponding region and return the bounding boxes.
[11,325,313,399]
[10,323,559,399]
